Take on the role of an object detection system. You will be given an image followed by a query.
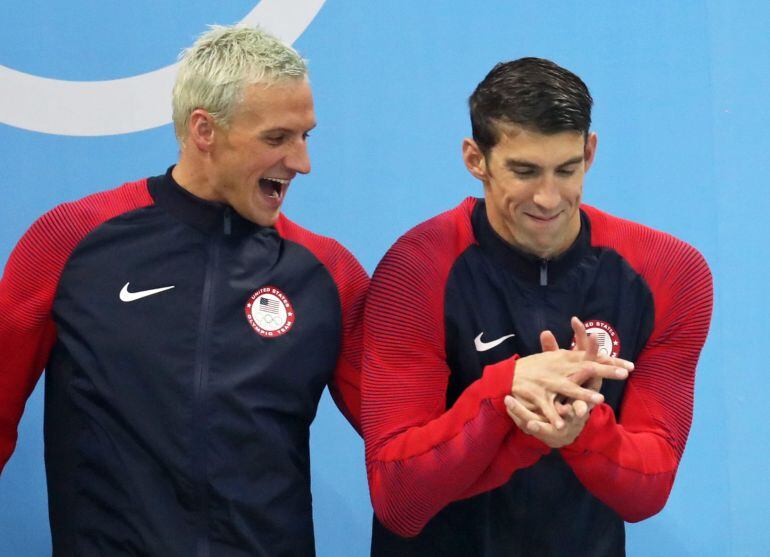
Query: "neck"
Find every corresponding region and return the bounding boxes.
[486,207,581,261]
[172,151,221,202]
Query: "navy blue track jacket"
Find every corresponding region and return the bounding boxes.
[0,169,368,557]
[363,198,712,556]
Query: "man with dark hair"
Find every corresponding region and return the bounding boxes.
[362,57,712,556]
[470,58,594,150]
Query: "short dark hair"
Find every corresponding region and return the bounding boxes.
[469,57,593,155]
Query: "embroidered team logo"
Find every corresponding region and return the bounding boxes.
[245,286,295,338]
[575,320,621,358]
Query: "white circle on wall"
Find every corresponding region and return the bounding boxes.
[0,0,326,136]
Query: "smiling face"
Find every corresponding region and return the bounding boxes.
[214,78,316,226]
[180,78,316,227]
[463,124,597,259]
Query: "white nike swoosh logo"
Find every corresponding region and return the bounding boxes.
[119,282,175,302]
[474,332,516,352]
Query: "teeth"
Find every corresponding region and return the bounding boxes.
[265,177,290,185]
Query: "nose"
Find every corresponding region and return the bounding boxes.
[286,139,311,175]
[532,175,561,212]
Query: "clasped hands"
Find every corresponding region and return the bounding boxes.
[504,317,634,448]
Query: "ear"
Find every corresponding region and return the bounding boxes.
[462,138,488,181]
[188,109,217,153]
[583,132,598,173]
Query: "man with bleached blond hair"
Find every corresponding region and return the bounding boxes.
[0,26,367,556]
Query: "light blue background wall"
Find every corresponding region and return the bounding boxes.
[1,2,768,555]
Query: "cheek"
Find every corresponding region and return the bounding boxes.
[502,185,528,210]
[571,186,583,205]
[568,176,584,200]
[492,180,516,202]
[493,189,516,215]
[259,149,286,169]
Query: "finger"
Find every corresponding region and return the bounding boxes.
[571,316,588,351]
[584,330,599,361]
[525,419,545,434]
[510,389,549,421]
[525,420,558,436]
[573,361,630,383]
[596,355,635,371]
[584,376,602,392]
[535,394,565,431]
[556,400,575,420]
[508,394,562,431]
[505,399,527,431]
[562,348,634,373]
[512,415,527,431]
[519,397,541,414]
[567,370,620,390]
[504,395,518,421]
[540,330,559,352]
[568,368,603,391]
[552,378,605,405]
[556,400,573,417]
[572,399,588,418]
[505,396,547,430]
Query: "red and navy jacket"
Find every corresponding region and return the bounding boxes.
[0,168,368,557]
[362,197,712,557]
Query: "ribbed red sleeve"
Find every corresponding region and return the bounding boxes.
[276,215,369,433]
[560,205,713,522]
[0,180,154,473]
[362,198,548,538]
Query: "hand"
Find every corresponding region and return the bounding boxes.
[510,320,634,430]
[518,326,592,419]
[504,395,589,448]
[538,320,597,419]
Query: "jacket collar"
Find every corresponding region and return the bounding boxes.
[471,199,591,286]
[147,166,264,237]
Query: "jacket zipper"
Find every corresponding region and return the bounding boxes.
[535,259,549,340]
[223,206,232,236]
[193,233,221,557]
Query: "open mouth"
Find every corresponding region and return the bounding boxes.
[259,177,289,200]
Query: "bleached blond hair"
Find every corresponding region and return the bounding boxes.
[172,25,308,143]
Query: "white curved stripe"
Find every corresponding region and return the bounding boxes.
[0,64,179,137]
[0,0,326,136]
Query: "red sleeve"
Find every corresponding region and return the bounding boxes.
[560,206,714,522]
[0,180,153,473]
[276,216,369,433]
[362,199,549,538]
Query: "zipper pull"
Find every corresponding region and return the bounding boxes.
[540,259,548,286]
[223,207,232,235]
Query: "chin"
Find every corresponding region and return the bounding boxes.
[256,211,281,227]
[521,236,555,258]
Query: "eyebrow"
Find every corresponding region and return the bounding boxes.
[261,123,317,135]
[261,128,292,135]
[505,155,584,170]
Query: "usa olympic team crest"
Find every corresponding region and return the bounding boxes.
[583,320,621,358]
[245,286,295,338]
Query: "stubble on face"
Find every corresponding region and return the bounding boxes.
[482,125,592,260]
